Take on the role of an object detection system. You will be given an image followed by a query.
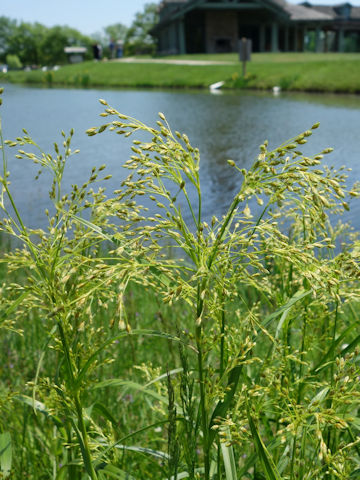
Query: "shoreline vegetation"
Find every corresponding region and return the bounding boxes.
[1,52,360,93]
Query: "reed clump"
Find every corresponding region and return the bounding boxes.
[0,86,360,479]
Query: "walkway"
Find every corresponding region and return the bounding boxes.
[113,57,236,66]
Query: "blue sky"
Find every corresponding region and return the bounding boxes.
[1,0,360,36]
[0,0,152,35]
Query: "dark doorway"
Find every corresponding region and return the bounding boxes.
[238,25,260,52]
[185,11,206,53]
[214,37,233,52]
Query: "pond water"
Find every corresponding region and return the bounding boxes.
[1,84,360,233]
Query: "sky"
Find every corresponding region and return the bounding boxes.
[1,0,360,36]
[0,0,152,35]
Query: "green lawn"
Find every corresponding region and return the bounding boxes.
[1,52,360,92]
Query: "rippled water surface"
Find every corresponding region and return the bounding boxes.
[1,84,360,231]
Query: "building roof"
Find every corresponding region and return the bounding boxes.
[153,0,360,31]
[300,2,360,20]
[285,3,333,20]
[64,47,87,54]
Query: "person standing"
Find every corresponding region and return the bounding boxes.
[116,40,123,58]
[109,39,115,59]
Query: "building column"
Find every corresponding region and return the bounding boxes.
[338,28,345,52]
[169,23,176,54]
[284,26,289,51]
[294,26,298,51]
[259,24,266,52]
[178,18,186,54]
[315,26,321,52]
[271,22,279,52]
[302,26,307,51]
[324,30,329,52]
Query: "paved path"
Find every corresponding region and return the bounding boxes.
[113,57,236,66]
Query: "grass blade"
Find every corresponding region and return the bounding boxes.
[209,289,312,446]
[14,394,62,427]
[220,428,237,480]
[76,329,195,387]
[246,401,282,480]
[97,463,137,479]
[93,379,169,405]
[0,432,11,478]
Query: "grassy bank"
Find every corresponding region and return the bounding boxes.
[1,52,360,92]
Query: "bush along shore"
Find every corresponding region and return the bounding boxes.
[1,53,360,93]
[1,86,360,479]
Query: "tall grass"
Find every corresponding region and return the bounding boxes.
[0,86,360,479]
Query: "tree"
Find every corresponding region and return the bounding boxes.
[0,16,17,61]
[5,53,22,69]
[104,23,128,43]
[40,26,93,65]
[94,23,129,58]
[0,17,93,66]
[124,3,158,56]
[13,22,47,65]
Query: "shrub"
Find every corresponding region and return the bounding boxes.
[5,54,22,70]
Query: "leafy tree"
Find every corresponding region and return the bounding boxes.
[12,22,47,65]
[104,23,128,43]
[40,26,93,65]
[0,16,92,66]
[93,23,128,59]
[0,16,17,60]
[5,54,22,69]
[124,3,158,56]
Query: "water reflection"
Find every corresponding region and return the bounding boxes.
[1,84,360,231]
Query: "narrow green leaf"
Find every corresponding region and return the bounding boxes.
[263,290,311,327]
[220,428,237,480]
[209,290,311,446]
[237,452,257,478]
[33,324,57,409]
[14,395,62,427]
[0,432,11,478]
[163,467,205,480]
[0,291,29,324]
[76,329,195,387]
[312,322,358,373]
[208,364,243,446]
[95,420,169,465]
[275,308,292,339]
[308,387,330,408]
[92,403,119,429]
[145,367,183,388]
[246,402,282,480]
[99,442,169,461]
[97,463,137,479]
[69,417,94,477]
[93,379,168,405]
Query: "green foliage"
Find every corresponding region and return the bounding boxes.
[124,3,158,56]
[5,54,22,70]
[0,432,12,478]
[0,16,93,66]
[104,23,128,44]
[0,86,360,479]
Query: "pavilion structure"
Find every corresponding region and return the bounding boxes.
[150,0,360,54]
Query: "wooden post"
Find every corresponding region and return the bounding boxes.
[239,37,252,77]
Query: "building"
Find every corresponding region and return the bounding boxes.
[64,47,87,64]
[151,0,360,54]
